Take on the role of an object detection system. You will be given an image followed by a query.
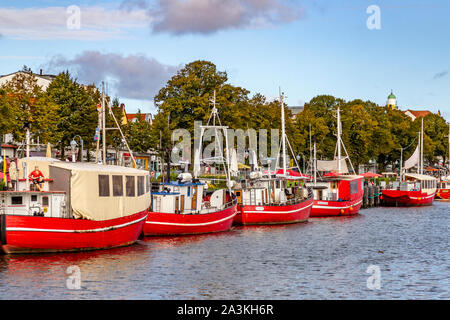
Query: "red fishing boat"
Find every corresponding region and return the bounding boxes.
[144,175,237,236]
[0,158,150,254]
[310,174,364,217]
[381,118,437,207]
[307,106,364,217]
[232,91,313,225]
[436,179,450,200]
[233,175,313,225]
[144,93,237,236]
[381,173,437,206]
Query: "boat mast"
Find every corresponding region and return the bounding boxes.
[337,106,342,173]
[280,88,287,175]
[420,118,424,174]
[102,82,106,165]
[25,126,30,190]
[400,147,403,182]
[313,141,317,186]
[200,91,232,191]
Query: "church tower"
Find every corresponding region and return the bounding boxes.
[386,90,397,110]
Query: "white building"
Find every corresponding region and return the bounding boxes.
[0,70,56,91]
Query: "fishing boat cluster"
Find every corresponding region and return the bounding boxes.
[0,92,448,254]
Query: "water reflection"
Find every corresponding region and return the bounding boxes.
[1,202,449,299]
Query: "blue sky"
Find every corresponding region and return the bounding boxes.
[0,0,449,121]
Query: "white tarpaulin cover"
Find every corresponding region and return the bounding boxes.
[51,162,150,221]
[316,158,349,173]
[404,145,420,170]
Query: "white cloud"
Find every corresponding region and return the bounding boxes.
[150,0,304,35]
[0,6,151,40]
[45,51,179,100]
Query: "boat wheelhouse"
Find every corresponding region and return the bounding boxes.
[0,159,150,254]
[436,179,450,200]
[144,174,237,236]
[381,173,437,206]
[309,174,364,217]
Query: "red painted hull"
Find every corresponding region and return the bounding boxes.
[381,190,435,207]
[143,205,237,236]
[0,211,148,254]
[235,199,313,226]
[310,197,363,217]
[436,189,450,200]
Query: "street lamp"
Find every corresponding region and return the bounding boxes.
[71,135,84,162]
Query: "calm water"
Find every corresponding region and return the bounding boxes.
[1,202,449,300]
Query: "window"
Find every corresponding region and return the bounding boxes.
[31,195,37,202]
[98,175,110,197]
[42,196,49,206]
[137,176,145,196]
[11,196,23,205]
[126,176,135,197]
[113,175,123,197]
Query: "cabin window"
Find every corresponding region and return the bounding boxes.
[187,186,191,197]
[126,176,136,197]
[137,176,145,196]
[113,175,123,197]
[42,196,49,206]
[276,180,280,189]
[98,175,110,197]
[11,196,23,205]
[31,195,38,202]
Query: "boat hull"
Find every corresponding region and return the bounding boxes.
[436,189,450,200]
[0,210,148,254]
[143,205,237,236]
[310,197,363,217]
[381,190,435,207]
[235,198,313,226]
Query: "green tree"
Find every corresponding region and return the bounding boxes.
[0,72,60,144]
[46,71,100,160]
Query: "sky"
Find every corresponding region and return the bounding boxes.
[0,0,449,121]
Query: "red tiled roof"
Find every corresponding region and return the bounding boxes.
[126,114,146,121]
[405,110,432,118]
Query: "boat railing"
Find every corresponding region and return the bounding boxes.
[385,181,421,192]
[240,187,313,206]
[197,196,237,214]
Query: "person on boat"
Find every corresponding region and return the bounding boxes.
[29,166,44,191]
